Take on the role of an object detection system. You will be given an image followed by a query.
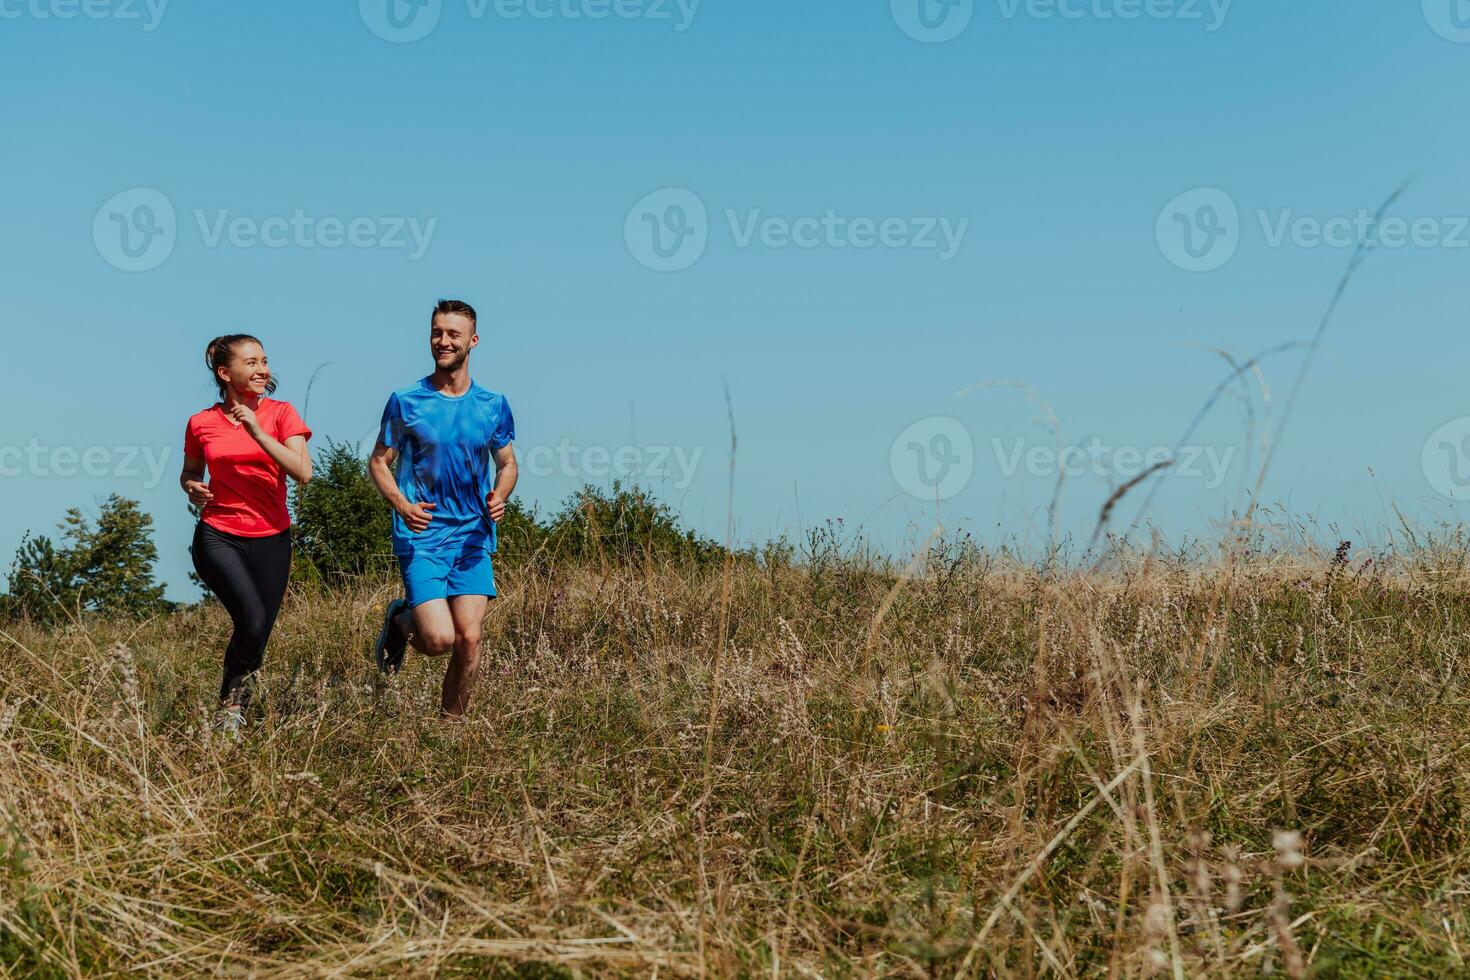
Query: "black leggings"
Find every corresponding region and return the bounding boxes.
[191,523,292,704]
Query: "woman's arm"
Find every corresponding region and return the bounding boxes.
[229,405,312,484]
[180,452,213,507]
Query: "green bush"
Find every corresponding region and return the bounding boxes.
[544,481,726,567]
[291,440,395,586]
[493,498,549,560]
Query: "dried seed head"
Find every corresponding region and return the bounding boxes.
[1273,830,1304,870]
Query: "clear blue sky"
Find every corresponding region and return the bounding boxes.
[2,1,1468,598]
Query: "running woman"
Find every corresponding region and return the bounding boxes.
[369,299,518,718]
[181,335,312,732]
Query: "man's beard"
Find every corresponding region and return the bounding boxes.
[435,349,469,372]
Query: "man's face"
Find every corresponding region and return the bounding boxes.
[430,313,477,371]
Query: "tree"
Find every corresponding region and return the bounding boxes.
[291,440,395,584]
[5,496,168,623]
[5,533,79,624]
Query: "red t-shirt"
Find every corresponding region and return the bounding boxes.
[184,399,312,537]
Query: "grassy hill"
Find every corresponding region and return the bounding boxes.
[2,537,1468,976]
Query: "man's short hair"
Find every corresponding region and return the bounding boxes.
[432,299,477,330]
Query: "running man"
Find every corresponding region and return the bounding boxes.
[369,299,518,718]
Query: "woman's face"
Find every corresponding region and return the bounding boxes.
[218,341,271,397]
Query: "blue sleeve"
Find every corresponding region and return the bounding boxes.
[491,396,515,450]
[378,392,404,451]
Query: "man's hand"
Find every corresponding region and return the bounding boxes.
[397,499,437,533]
[184,480,213,507]
[486,489,506,523]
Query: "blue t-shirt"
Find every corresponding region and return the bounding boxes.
[378,378,516,558]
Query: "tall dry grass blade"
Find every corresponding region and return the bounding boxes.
[1247,179,1412,521]
[955,754,1145,976]
[697,379,738,977]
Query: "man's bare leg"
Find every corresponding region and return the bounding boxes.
[398,599,456,655]
[389,596,486,716]
[441,594,488,718]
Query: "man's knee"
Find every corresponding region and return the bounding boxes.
[454,629,481,655]
[418,626,456,655]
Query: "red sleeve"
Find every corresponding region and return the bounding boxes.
[275,401,312,442]
[184,418,202,458]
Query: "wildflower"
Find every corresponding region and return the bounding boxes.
[1221,845,1245,912]
[1273,830,1304,870]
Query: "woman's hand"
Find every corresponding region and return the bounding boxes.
[229,404,264,438]
[184,480,214,507]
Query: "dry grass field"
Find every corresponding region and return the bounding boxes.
[3,532,1469,976]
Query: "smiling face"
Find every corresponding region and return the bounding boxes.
[216,340,271,397]
[430,312,478,372]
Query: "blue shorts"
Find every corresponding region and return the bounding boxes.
[398,548,497,608]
